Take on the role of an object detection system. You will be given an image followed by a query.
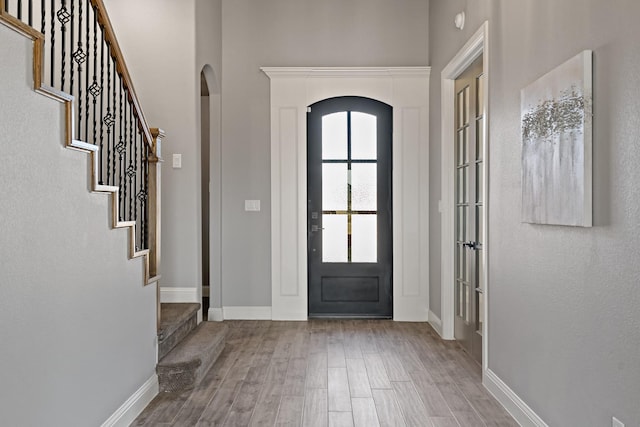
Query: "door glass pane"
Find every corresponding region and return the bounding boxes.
[457,129,466,166]
[457,90,465,128]
[464,283,470,322]
[464,86,470,126]
[457,244,466,281]
[351,164,377,211]
[476,74,484,115]
[352,215,377,262]
[322,163,348,211]
[456,281,463,317]
[476,117,484,161]
[476,164,483,203]
[478,291,484,334]
[351,112,377,160]
[322,112,347,160]
[322,214,347,262]
[456,207,464,241]
[476,205,483,244]
[477,250,484,292]
[457,168,467,204]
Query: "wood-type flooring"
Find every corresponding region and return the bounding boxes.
[133,320,518,427]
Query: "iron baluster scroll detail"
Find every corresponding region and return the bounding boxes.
[3,0,158,254]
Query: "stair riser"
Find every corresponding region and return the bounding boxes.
[158,313,197,360]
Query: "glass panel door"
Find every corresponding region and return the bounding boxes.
[308,96,393,318]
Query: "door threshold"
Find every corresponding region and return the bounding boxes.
[308,314,393,320]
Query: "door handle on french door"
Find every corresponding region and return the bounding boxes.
[462,241,479,250]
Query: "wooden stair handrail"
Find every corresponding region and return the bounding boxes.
[90,0,154,153]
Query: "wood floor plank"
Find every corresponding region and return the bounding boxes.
[306,352,328,389]
[381,353,411,382]
[328,367,352,412]
[392,381,433,427]
[248,382,282,426]
[451,410,486,427]
[409,370,453,417]
[430,417,461,427]
[364,353,392,389]
[351,397,381,427]
[275,395,304,426]
[329,411,355,427]
[371,389,407,427]
[328,341,347,368]
[346,358,372,398]
[196,380,243,427]
[283,357,307,397]
[303,388,328,427]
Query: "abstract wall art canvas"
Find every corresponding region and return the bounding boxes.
[521,50,593,227]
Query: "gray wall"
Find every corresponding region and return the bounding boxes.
[0,24,156,425]
[221,0,430,306]
[429,1,640,425]
[105,0,201,293]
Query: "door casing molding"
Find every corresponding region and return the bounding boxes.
[440,22,490,372]
[262,67,431,322]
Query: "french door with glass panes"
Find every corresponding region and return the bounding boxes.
[454,56,484,363]
[307,96,392,318]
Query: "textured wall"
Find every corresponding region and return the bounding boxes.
[429,1,640,425]
[221,0,430,306]
[0,24,156,426]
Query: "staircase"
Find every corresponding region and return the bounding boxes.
[157,303,227,392]
[0,0,224,402]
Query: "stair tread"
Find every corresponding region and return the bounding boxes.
[158,321,227,367]
[158,303,200,339]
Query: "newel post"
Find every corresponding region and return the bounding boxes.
[149,128,165,330]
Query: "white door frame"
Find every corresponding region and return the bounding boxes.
[263,67,431,322]
[440,22,490,372]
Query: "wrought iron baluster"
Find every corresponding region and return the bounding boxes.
[69,0,74,96]
[143,144,149,249]
[50,0,54,87]
[17,0,22,20]
[58,0,69,92]
[104,44,113,186]
[97,11,105,185]
[118,77,124,221]
[128,100,134,223]
[28,0,32,27]
[73,0,85,139]
[41,0,44,35]
[85,0,90,143]
[111,56,117,187]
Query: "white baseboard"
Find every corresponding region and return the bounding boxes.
[484,369,548,427]
[101,374,158,427]
[208,307,224,321]
[223,306,272,320]
[428,310,444,337]
[160,287,198,303]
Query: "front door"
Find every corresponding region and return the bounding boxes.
[307,96,393,318]
[454,56,484,362]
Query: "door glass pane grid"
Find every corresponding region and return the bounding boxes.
[476,117,484,161]
[322,110,378,263]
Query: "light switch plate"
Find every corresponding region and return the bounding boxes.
[245,200,261,212]
[172,154,182,169]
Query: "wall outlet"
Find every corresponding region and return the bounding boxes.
[612,416,624,427]
[245,200,261,212]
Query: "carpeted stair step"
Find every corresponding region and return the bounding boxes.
[156,321,227,393]
[158,303,200,360]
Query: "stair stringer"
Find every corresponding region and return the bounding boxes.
[0,10,158,287]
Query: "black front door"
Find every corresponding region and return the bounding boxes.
[307,96,393,318]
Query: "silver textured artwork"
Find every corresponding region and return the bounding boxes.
[521,50,592,226]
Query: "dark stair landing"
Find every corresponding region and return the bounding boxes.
[156,303,227,393]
